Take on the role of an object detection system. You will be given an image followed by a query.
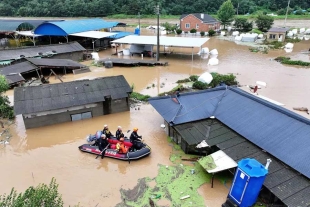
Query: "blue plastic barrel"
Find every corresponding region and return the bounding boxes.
[134,28,140,35]
[229,158,268,207]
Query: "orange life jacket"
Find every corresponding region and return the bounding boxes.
[116,141,128,154]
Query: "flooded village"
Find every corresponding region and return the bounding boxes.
[0,13,310,207]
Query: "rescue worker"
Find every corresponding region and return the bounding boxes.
[116,134,128,154]
[115,126,124,140]
[98,134,109,159]
[129,128,142,151]
[102,124,113,138]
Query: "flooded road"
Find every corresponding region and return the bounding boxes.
[1,28,310,206]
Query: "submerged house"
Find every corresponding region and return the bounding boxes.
[149,86,310,207]
[180,13,220,32]
[267,27,290,42]
[0,58,90,87]
[14,75,132,129]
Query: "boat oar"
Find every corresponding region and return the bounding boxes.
[95,144,110,159]
[127,152,130,164]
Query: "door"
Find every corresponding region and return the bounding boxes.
[229,168,250,204]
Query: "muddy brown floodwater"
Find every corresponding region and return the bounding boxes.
[1,26,310,207]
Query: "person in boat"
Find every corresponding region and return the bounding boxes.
[98,134,109,159]
[130,128,143,151]
[115,126,124,140]
[116,135,128,154]
[102,124,113,138]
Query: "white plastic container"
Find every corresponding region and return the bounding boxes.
[198,72,213,84]
[210,49,218,55]
[123,49,130,56]
[208,58,219,66]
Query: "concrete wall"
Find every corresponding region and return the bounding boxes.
[110,98,129,114]
[180,14,220,32]
[23,103,103,129]
[52,51,84,62]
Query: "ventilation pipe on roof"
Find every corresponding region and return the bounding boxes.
[201,13,204,19]
[265,159,272,170]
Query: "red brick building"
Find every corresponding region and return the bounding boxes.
[180,13,220,32]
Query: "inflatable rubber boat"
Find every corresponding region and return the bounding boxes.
[78,132,151,161]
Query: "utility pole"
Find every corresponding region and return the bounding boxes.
[284,0,290,27]
[237,3,239,16]
[155,4,160,61]
[138,12,141,35]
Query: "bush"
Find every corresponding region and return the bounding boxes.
[193,81,208,90]
[0,75,14,119]
[200,31,205,36]
[208,73,237,88]
[0,178,64,206]
[277,9,286,15]
[189,75,199,82]
[130,92,151,102]
[176,78,191,83]
[176,29,182,35]
[208,29,216,36]
[190,29,197,33]
[275,56,310,66]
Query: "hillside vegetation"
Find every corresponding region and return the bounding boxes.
[0,0,309,17]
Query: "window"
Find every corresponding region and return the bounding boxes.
[185,23,190,28]
[71,111,92,121]
[269,34,276,39]
[196,24,199,29]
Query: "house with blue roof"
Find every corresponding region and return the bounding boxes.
[149,86,310,207]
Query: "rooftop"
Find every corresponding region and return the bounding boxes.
[0,42,85,61]
[149,86,310,179]
[180,13,218,23]
[14,75,132,115]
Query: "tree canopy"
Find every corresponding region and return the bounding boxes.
[0,75,14,119]
[0,0,309,17]
[255,14,274,31]
[217,0,235,29]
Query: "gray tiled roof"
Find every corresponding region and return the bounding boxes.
[218,136,310,207]
[180,13,218,23]
[148,86,310,179]
[268,27,290,33]
[14,75,132,115]
[0,42,85,61]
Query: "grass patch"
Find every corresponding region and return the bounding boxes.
[130,92,151,101]
[275,57,310,67]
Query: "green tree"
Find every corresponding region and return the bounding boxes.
[234,17,253,31]
[217,0,235,29]
[255,14,274,32]
[0,178,64,206]
[0,75,14,119]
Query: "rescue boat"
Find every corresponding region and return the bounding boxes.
[78,132,151,161]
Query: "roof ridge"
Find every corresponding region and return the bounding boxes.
[230,87,310,125]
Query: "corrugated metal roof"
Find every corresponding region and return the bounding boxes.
[110,31,135,39]
[0,20,63,32]
[0,42,85,61]
[34,19,118,36]
[0,61,37,75]
[149,86,310,179]
[26,58,86,67]
[13,75,132,115]
[5,74,25,85]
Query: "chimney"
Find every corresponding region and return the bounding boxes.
[265,159,272,170]
[201,13,204,19]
